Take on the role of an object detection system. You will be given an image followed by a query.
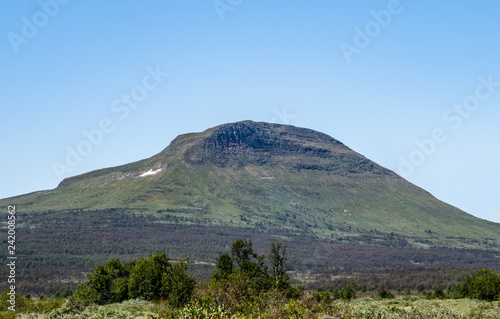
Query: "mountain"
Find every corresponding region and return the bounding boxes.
[1,121,499,293]
[6,120,499,244]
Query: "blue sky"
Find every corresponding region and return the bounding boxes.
[1,1,499,223]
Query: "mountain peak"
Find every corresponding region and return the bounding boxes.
[204,121,277,151]
[204,121,345,149]
[184,121,361,170]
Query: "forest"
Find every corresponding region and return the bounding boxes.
[1,239,500,318]
[1,208,499,297]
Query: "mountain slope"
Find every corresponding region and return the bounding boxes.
[3,121,499,248]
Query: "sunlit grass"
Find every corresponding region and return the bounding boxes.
[7,297,500,319]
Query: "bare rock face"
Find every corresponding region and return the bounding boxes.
[187,121,331,166]
[184,121,390,175]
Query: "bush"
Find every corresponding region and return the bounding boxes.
[286,285,303,300]
[378,289,394,299]
[456,269,500,301]
[72,252,196,307]
[341,283,357,301]
[72,258,131,305]
[433,287,446,299]
[166,260,197,307]
[416,284,425,294]
[312,291,332,303]
[332,288,342,300]
[128,253,171,301]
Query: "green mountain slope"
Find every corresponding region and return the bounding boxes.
[3,121,499,249]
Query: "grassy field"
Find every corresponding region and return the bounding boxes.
[4,296,500,318]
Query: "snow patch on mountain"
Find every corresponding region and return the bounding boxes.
[140,168,163,177]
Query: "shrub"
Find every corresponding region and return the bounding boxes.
[128,253,172,301]
[341,283,357,301]
[433,287,446,299]
[166,260,197,307]
[332,288,342,300]
[72,252,196,307]
[286,285,303,300]
[313,291,332,303]
[416,284,425,294]
[378,289,394,299]
[456,269,500,301]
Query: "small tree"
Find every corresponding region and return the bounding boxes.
[269,242,289,290]
[210,239,299,305]
[231,240,263,276]
[230,239,271,292]
[332,288,342,300]
[110,277,128,303]
[212,253,233,281]
[341,283,357,301]
[128,252,171,301]
[165,259,196,307]
[78,258,130,305]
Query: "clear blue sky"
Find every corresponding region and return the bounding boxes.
[1,1,499,223]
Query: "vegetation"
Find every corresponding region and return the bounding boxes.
[378,289,394,299]
[71,252,195,308]
[455,269,500,301]
[2,209,499,296]
[3,294,500,318]
[2,240,500,318]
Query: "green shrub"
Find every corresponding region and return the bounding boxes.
[378,289,394,299]
[165,260,197,307]
[128,253,172,301]
[433,287,446,299]
[47,300,74,318]
[456,269,500,301]
[416,284,425,294]
[208,239,300,313]
[0,290,64,314]
[332,288,342,300]
[312,291,332,303]
[341,283,357,301]
[286,285,303,300]
[72,252,196,307]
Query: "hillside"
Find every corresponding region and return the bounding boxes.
[5,121,499,244]
[1,121,499,293]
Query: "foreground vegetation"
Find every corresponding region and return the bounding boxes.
[2,240,500,318]
[3,295,500,318]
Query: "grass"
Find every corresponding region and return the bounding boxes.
[5,297,500,318]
